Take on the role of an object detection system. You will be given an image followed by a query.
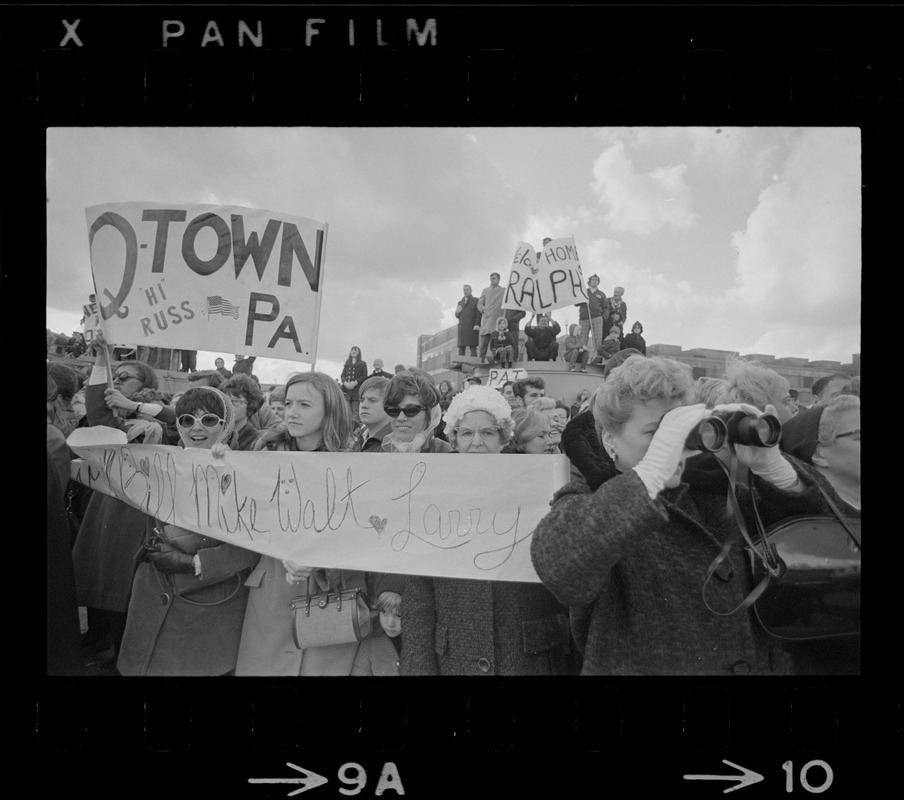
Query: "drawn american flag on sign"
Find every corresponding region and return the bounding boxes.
[207,296,240,319]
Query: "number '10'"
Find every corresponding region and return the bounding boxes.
[782,760,833,793]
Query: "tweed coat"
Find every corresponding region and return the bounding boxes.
[530,411,828,676]
[400,577,573,676]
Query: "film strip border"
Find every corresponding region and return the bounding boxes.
[34,680,877,793]
[5,7,902,120]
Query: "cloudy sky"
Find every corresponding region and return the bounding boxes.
[46,127,861,384]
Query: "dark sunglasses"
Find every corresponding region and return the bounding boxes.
[385,404,427,418]
[177,413,224,429]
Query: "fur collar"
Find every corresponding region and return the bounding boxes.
[560,410,619,491]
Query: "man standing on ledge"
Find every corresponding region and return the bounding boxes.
[454,284,481,357]
[476,272,505,365]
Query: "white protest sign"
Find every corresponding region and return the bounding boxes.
[485,366,529,390]
[85,202,328,363]
[502,236,588,314]
[81,300,100,343]
[67,436,570,583]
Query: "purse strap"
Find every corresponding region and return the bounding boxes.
[701,444,779,617]
[702,445,861,617]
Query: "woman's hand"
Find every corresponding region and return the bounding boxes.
[282,560,313,585]
[633,404,709,500]
[104,387,135,411]
[712,403,801,490]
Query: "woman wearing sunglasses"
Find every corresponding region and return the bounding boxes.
[401,385,573,675]
[73,332,181,666]
[235,372,369,676]
[117,386,260,675]
[379,372,454,454]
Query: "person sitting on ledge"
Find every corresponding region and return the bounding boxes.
[524,313,561,361]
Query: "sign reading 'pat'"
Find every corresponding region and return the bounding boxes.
[85,202,328,362]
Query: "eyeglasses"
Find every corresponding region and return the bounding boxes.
[177,413,225,429]
[835,429,861,442]
[454,427,501,442]
[385,404,427,418]
[113,371,140,383]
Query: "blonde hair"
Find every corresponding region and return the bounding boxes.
[594,355,694,435]
[509,408,550,453]
[715,357,789,411]
[375,591,402,615]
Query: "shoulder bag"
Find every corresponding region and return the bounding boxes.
[703,449,860,640]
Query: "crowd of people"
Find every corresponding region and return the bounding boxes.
[455,269,646,371]
[47,317,860,677]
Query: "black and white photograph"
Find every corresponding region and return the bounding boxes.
[26,4,885,797]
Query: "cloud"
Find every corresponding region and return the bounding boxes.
[590,142,696,235]
[727,128,861,315]
[46,128,530,371]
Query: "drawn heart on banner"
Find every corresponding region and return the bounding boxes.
[369,515,387,537]
[138,457,150,476]
[220,474,232,494]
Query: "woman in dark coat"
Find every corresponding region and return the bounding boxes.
[117,387,260,676]
[72,334,179,659]
[777,397,861,674]
[401,386,573,676]
[530,355,827,676]
[340,346,368,422]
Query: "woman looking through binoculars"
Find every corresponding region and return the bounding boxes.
[530,355,830,676]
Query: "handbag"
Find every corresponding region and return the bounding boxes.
[703,449,860,641]
[290,575,372,650]
[747,484,860,641]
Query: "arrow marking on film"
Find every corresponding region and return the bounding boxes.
[248,762,329,796]
[683,760,765,793]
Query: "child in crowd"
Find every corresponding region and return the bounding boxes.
[564,323,589,372]
[351,575,405,676]
[594,325,622,364]
[268,385,286,421]
[490,317,516,369]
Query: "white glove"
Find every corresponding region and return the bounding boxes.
[712,403,800,490]
[633,404,709,500]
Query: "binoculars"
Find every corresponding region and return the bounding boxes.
[685,410,782,453]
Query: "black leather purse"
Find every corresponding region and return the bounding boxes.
[703,454,860,641]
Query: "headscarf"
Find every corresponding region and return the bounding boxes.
[174,385,236,447]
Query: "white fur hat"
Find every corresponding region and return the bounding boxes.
[443,385,513,431]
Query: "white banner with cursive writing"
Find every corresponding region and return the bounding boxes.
[67,429,570,583]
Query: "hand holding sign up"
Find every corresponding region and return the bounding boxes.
[502,236,588,314]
